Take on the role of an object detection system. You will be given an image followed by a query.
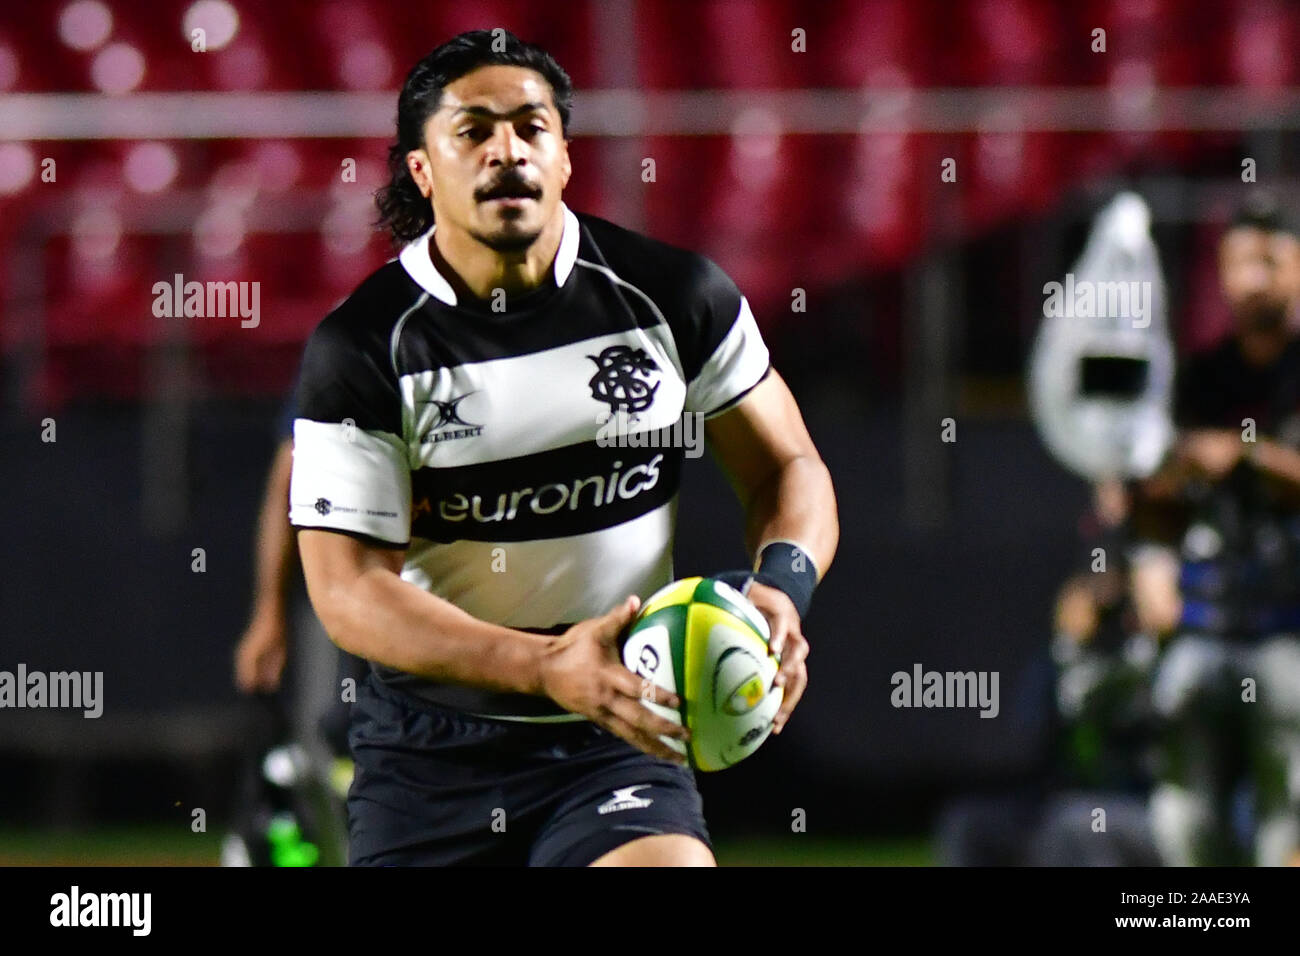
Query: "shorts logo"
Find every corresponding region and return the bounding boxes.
[314,498,332,516]
[588,346,660,422]
[418,392,484,444]
[596,784,654,815]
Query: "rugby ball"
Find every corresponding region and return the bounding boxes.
[620,576,783,771]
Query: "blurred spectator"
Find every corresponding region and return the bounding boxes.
[1051,478,1158,796]
[938,478,1162,866]
[1131,193,1300,866]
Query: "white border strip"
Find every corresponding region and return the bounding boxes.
[5,88,1300,140]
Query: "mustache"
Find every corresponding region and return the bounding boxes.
[475,170,543,202]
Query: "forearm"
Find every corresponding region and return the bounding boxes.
[741,455,838,581]
[249,441,297,619]
[310,565,551,696]
[1249,438,1300,490]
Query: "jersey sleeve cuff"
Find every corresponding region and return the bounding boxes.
[701,362,772,419]
[686,296,771,417]
[289,419,412,544]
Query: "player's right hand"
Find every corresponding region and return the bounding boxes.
[234,611,289,693]
[539,595,690,765]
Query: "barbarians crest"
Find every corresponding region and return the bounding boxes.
[587,345,660,422]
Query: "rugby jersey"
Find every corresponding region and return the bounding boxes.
[289,202,772,719]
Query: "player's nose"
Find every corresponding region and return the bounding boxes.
[484,122,529,166]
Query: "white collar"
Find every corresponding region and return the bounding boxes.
[398,201,580,306]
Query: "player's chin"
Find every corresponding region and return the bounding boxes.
[474,222,545,253]
[478,196,541,222]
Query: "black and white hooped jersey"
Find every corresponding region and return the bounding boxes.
[289,202,772,720]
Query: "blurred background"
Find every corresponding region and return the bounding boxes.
[1,0,1298,865]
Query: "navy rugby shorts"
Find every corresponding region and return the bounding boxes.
[346,673,712,866]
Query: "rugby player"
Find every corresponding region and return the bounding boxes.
[289,30,838,866]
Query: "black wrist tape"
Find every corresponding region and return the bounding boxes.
[753,541,818,620]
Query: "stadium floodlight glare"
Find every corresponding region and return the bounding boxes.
[58,1,113,53]
[183,0,240,51]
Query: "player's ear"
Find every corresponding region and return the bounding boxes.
[406,149,433,199]
[560,140,572,189]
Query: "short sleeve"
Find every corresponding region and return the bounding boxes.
[681,257,772,418]
[288,315,411,546]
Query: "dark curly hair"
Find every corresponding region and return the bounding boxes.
[374,29,574,246]
[1230,189,1296,238]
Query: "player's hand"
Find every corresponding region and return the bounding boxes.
[540,595,691,764]
[744,581,809,735]
[234,610,289,693]
[1177,429,1246,481]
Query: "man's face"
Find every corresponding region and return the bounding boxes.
[1219,226,1299,331]
[410,64,570,253]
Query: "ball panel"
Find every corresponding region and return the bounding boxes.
[620,611,688,759]
[714,646,769,716]
[696,578,772,644]
[699,623,782,770]
[638,577,702,620]
[683,603,778,771]
[687,601,771,664]
[682,603,731,734]
[623,605,687,696]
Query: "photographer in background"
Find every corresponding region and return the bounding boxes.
[1130,195,1300,866]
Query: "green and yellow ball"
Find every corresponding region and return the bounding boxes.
[620,576,783,771]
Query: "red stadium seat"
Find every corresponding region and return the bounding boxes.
[817,0,920,88]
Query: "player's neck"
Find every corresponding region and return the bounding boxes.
[430,211,565,304]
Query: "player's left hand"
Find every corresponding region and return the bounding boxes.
[744,580,809,735]
[234,611,289,693]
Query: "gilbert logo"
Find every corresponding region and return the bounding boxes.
[50,886,151,936]
[597,784,654,815]
[418,392,484,444]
